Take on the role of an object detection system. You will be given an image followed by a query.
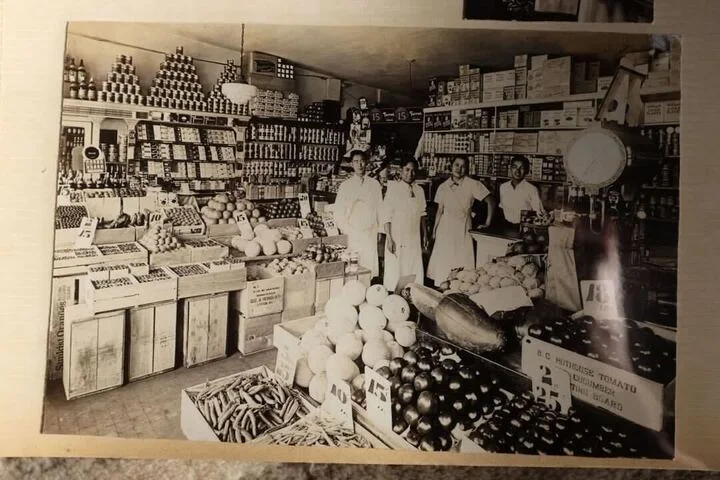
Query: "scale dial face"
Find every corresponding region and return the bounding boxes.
[564,129,627,190]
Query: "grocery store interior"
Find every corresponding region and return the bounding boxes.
[47,22,680,457]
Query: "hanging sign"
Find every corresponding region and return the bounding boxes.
[74,217,98,248]
[580,279,621,320]
[530,361,572,415]
[364,367,392,431]
[323,215,340,236]
[322,379,354,431]
[274,343,300,387]
[298,193,312,219]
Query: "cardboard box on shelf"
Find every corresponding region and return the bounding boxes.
[543,56,572,91]
[531,55,549,71]
[515,66,528,86]
[577,106,597,126]
[559,108,579,127]
[512,133,539,153]
[644,102,665,124]
[503,86,516,101]
[515,85,527,100]
[515,54,529,68]
[507,110,520,129]
[496,69,516,87]
[483,87,504,103]
[526,69,544,99]
[598,76,613,93]
[664,101,681,122]
[483,72,497,89]
[541,110,564,128]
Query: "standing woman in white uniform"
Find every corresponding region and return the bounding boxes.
[427,155,497,286]
[382,158,428,292]
[334,150,383,278]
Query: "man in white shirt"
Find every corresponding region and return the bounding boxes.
[334,150,383,277]
[499,155,545,225]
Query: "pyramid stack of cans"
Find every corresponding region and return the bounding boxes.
[207,59,250,116]
[98,54,144,105]
[147,46,206,112]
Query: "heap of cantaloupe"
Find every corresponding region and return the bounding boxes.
[294,281,417,403]
[230,223,293,258]
[201,193,268,227]
[439,255,545,300]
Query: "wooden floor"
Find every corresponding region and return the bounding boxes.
[42,349,277,439]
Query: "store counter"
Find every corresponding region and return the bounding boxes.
[469,225,520,267]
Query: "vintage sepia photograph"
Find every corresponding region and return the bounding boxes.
[44,22,680,459]
[463,0,654,22]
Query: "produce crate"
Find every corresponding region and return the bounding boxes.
[53,246,103,270]
[93,228,137,245]
[181,292,229,368]
[85,267,178,314]
[289,237,320,255]
[305,260,346,280]
[279,270,316,311]
[321,234,349,247]
[232,270,285,318]
[63,304,125,400]
[168,262,247,299]
[235,311,283,355]
[521,335,676,432]
[47,273,86,381]
[183,238,229,262]
[127,301,177,382]
[281,305,315,323]
[180,365,312,442]
[206,223,241,238]
[149,248,193,266]
[95,242,149,265]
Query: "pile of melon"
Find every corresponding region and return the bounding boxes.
[230,223,293,258]
[294,281,417,404]
[201,193,267,227]
[438,255,545,300]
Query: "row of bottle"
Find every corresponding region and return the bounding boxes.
[60,127,85,170]
[647,160,679,188]
[57,169,129,189]
[299,127,344,145]
[240,161,332,179]
[423,132,490,153]
[299,145,339,162]
[645,194,679,221]
[248,123,297,142]
[641,126,680,157]
[64,56,88,84]
[246,142,297,160]
[68,77,98,101]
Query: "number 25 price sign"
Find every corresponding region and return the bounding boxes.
[364,366,392,431]
[531,363,572,415]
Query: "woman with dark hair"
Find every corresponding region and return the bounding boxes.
[381,157,428,291]
[427,155,497,286]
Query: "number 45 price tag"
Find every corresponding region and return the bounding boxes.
[364,366,392,431]
[323,379,354,431]
[580,280,620,321]
[531,363,572,415]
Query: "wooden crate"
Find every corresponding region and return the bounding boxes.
[53,246,103,270]
[181,293,229,368]
[289,237,320,254]
[127,301,177,382]
[169,263,247,299]
[233,275,284,318]
[183,239,229,263]
[93,228,137,246]
[63,304,125,400]
[206,223,241,238]
[95,242,148,265]
[235,311,283,355]
[311,260,346,279]
[47,273,86,381]
[85,268,177,314]
[281,305,315,323]
[344,267,373,288]
[149,248,193,266]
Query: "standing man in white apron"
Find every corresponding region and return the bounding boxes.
[334,150,383,278]
[382,158,428,292]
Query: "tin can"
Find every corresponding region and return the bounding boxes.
[106,91,114,103]
[124,93,131,104]
[127,55,133,65]
[138,95,145,106]
[146,97,154,107]
[115,54,123,64]
[162,97,169,108]
[120,54,126,64]
[101,81,109,92]
[98,91,107,102]
[110,82,118,93]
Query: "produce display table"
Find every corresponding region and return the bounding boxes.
[469,228,519,268]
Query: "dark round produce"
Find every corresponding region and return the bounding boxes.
[414,346,432,358]
[419,434,442,452]
[451,398,467,414]
[405,428,422,447]
[447,375,463,393]
[416,390,440,415]
[479,403,494,417]
[403,405,421,426]
[429,367,448,386]
[478,383,492,395]
[351,390,365,404]
[440,358,458,372]
[458,367,475,381]
[437,411,456,431]
[416,356,434,372]
[420,340,438,354]
[440,345,456,356]
[390,375,403,394]
[491,394,506,409]
[467,409,480,422]
[376,366,393,380]
[415,416,435,436]
[403,350,419,365]
[400,365,419,384]
[389,357,407,374]
[413,372,434,392]
[437,432,453,451]
[392,401,404,416]
[464,390,479,406]
[460,418,476,431]
[398,383,416,404]
[392,419,408,435]
[436,390,449,404]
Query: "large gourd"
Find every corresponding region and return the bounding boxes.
[409,283,507,354]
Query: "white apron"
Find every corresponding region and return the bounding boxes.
[346,198,380,277]
[383,182,425,292]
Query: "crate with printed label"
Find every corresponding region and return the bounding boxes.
[168,261,247,299]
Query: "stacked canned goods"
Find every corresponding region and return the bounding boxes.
[207,59,250,116]
[98,53,144,105]
[146,47,207,112]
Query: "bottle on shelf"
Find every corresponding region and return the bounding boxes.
[69,80,79,99]
[78,78,88,100]
[88,77,97,101]
[63,56,71,83]
[77,59,87,83]
[67,57,77,83]
[657,196,667,219]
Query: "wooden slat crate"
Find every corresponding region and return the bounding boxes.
[168,262,247,299]
[127,301,177,382]
[235,311,283,355]
[63,304,125,400]
[181,293,229,368]
[47,273,86,381]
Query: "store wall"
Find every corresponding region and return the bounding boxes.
[65,23,416,114]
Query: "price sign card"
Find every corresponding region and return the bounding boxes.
[322,215,340,236]
[323,379,354,431]
[233,210,253,236]
[531,362,572,415]
[74,217,98,248]
[148,210,167,227]
[298,193,311,219]
[274,343,300,387]
[580,280,621,320]
[297,218,315,239]
[364,366,392,431]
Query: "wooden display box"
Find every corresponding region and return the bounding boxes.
[95,242,148,265]
[168,262,247,299]
[281,305,315,323]
[149,248,193,267]
[321,234,349,247]
[314,273,346,313]
[206,223,241,238]
[85,267,178,314]
[63,304,126,400]
[181,293,229,368]
[235,311,283,355]
[127,301,177,382]
[183,239,230,263]
[180,366,311,442]
[54,227,137,248]
[53,246,103,270]
[521,335,676,432]
[232,270,285,318]
[289,237,320,255]
[308,260,346,280]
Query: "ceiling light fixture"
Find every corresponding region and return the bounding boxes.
[221,23,258,105]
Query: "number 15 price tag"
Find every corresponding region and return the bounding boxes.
[364,366,392,431]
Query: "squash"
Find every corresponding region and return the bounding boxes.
[202,215,218,225]
[213,193,229,204]
[409,283,507,354]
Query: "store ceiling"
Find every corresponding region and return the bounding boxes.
[89,23,653,100]
[159,23,651,98]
